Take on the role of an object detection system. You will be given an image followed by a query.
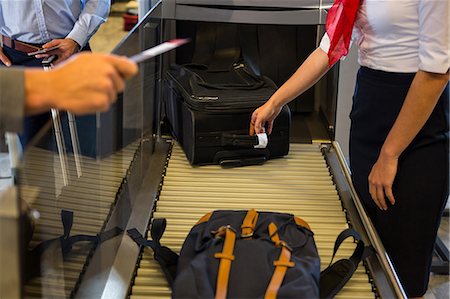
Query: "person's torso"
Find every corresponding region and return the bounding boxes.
[354,0,421,73]
[0,0,81,44]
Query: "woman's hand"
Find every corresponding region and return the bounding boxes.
[368,153,399,210]
[249,100,283,135]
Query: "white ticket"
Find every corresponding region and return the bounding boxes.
[129,38,190,63]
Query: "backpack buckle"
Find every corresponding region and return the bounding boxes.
[241,231,254,238]
[212,225,236,239]
[278,240,293,252]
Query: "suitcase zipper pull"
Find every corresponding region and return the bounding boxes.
[191,95,219,102]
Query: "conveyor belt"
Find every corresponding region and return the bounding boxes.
[129,143,377,299]
[19,142,140,299]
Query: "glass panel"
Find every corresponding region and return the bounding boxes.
[16,4,163,298]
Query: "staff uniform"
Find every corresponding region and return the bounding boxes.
[321,0,449,296]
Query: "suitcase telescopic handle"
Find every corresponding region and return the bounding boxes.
[221,133,268,149]
[219,156,267,168]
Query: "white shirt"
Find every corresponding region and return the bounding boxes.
[0,0,110,47]
[320,0,449,74]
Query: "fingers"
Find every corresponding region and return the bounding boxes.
[109,67,126,94]
[267,121,274,135]
[376,186,387,210]
[249,121,255,136]
[254,119,264,135]
[369,179,394,211]
[249,111,258,135]
[106,55,138,80]
[385,186,396,206]
[42,39,60,49]
[35,53,50,59]
[368,182,383,210]
[0,49,11,66]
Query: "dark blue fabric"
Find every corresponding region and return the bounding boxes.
[173,210,321,298]
[349,66,449,297]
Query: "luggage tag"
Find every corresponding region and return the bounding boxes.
[254,133,268,149]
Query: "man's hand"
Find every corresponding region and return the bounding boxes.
[35,38,80,65]
[0,47,12,66]
[25,53,138,115]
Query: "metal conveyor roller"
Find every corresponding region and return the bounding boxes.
[20,142,140,299]
[129,143,377,299]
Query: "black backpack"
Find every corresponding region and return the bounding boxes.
[128,209,372,298]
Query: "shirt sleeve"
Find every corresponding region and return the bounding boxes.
[319,32,331,54]
[418,0,449,74]
[0,68,25,133]
[66,0,110,48]
[319,29,359,59]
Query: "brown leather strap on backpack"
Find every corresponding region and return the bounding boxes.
[214,226,236,299]
[265,222,295,299]
[294,216,311,230]
[195,212,213,226]
[241,209,259,238]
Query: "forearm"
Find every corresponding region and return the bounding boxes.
[268,48,330,108]
[381,70,449,158]
[24,70,53,115]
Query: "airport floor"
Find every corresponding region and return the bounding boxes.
[1,1,449,298]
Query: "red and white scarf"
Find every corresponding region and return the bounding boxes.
[326,0,360,66]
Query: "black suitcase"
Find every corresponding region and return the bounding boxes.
[164,63,290,167]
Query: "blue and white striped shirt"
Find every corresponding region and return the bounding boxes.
[0,0,110,47]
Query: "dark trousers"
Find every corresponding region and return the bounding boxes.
[350,66,449,297]
[1,44,97,157]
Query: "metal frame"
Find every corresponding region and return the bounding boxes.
[0,187,21,299]
[324,142,407,299]
[9,2,412,298]
[162,0,330,24]
[75,138,170,299]
[431,236,450,275]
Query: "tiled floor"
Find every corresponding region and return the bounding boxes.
[89,2,129,53]
[1,1,449,298]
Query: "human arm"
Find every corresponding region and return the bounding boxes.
[250,47,330,135]
[368,0,449,210]
[65,0,110,49]
[38,0,110,64]
[368,70,449,210]
[25,53,138,115]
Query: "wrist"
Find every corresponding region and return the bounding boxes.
[66,38,81,52]
[24,69,55,114]
[380,146,401,160]
[267,97,283,112]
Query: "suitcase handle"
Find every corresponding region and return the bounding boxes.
[219,156,267,168]
[221,133,268,149]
